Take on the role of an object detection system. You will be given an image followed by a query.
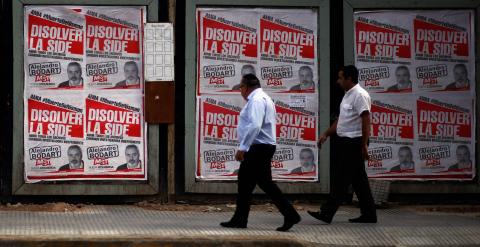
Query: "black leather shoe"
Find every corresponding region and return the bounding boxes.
[220,221,247,228]
[276,215,301,232]
[348,216,377,223]
[307,211,332,224]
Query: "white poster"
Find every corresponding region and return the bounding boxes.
[144,23,175,81]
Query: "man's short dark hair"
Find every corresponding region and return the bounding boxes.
[398,146,412,155]
[341,65,359,84]
[299,65,313,74]
[457,145,470,154]
[68,145,82,153]
[454,63,467,73]
[124,61,138,70]
[68,62,81,69]
[396,65,410,74]
[300,148,314,159]
[241,74,261,89]
[126,144,139,153]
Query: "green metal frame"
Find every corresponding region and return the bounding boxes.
[185,0,330,193]
[12,0,160,195]
[343,0,480,193]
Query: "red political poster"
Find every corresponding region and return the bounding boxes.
[24,92,85,181]
[366,95,416,177]
[196,9,258,94]
[82,7,145,89]
[259,10,318,93]
[413,11,475,93]
[414,95,475,179]
[272,95,318,181]
[24,6,85,90]
[354,11,413,93]
[196,95,245,180]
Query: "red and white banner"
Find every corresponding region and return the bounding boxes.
[24,6,85,90]
[196,8,318,94]
[23,6,146,182]
[354,10,475,180]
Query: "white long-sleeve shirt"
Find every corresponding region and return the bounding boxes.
[237,88,276,151]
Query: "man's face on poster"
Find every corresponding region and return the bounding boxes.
[398,148,412,165]
[299,67,313,84]
[126,147,140,166]
[454,66,468,84]
[300,150,314,168]
[395,68,410,84]
[125,63,139,83]
[67,64,82,84]
[456,147,470,164]
[67,147,82,166]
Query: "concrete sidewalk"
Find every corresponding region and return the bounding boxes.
[0,205,478,246]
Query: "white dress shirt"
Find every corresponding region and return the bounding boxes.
[237,88,276,151]
[337,83,371,138]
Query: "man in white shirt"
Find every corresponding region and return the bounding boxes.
[220,74,301,232]
[308,65,377,224]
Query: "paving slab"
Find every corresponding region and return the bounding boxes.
[0,205,478,246]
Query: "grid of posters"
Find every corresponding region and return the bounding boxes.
[23,6,147,182]
[195,8,319,181]
[354,10,475,180]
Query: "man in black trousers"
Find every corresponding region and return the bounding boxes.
[308,65,377,224]
[220,74,301,231]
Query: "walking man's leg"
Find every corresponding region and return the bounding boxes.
[221,149,257,228]
[255,145,300,231]
[350,141,377,223]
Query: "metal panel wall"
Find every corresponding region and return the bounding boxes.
[343,0,480,194]
[11,0,161,195]
[184,0,330,193]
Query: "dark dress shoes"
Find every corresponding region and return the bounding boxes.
[276,215,301,232]
[220,221,247,228]
[307,211,332,224]
[348,215,377,223]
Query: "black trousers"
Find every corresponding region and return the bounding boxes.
[321,136,376,219]
[232,144,299,223]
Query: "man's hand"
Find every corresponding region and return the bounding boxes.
[362,144,369,161]
[317,133,328,149]
[235,150,245,162]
